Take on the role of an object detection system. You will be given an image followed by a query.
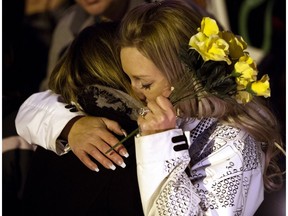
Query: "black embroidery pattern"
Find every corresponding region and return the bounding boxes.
[187,121,263,214]
[165,155,190,173]
[156,164,197,216]
[195,186,218,211]
[212,124,240,141]
[189,120,217,166]
[195,174,242,212]
[189,123,241,166]
[234,136,262,172]
[212,138,227,152]
[211,175,241,208]
[190,118,216,143]
[224,161,239,177]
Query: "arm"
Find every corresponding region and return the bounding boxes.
[15,90,130,171]
[136,96,264,215]
[135,129,202,215]
[15,90,84,154]
[136,125,265,215]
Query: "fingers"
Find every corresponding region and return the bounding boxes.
[101,117,127,136]
[89,125,129,157]
[68,116,130,172]
[146,98,175,121]
[74,143,124,171]
[155,95,175,111]
[97,117,130,156]
[94,141,127,168]
[138,96,176,135]
[74,149,100,172]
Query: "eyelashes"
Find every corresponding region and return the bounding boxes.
[132,77,152,90]
[140,83,152,90]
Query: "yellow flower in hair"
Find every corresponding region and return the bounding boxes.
[236,77,250,90]
[251,74,271,98]
[235,91,253,104]
[199,17,219,36]
[234,55,257,89]
[220,31,247,59]
[189,17,231,64]
[183,16,271,106]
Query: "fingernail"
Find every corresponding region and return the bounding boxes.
[109,164,116,170]
[121,129,127,137]
[119,149,129,158]
[94,167,100,172]
[118,161,126,168]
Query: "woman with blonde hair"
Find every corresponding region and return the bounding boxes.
[117,0,285,215]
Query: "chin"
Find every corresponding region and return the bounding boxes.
[81,0,113,15]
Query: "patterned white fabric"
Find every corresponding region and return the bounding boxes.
[135,118,265,216]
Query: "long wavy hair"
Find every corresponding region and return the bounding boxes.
[118,0,285,191]
[49,22,134,107]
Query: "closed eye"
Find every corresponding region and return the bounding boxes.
[141,83,152,90]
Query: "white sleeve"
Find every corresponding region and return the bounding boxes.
[135,129,201,216]
[135,127,264,216]
[15,90,85,155]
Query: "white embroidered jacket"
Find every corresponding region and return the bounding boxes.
[135,118,265,216]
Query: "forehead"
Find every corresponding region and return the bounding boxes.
[120,47,162,78]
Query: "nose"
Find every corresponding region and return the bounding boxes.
[132,85,145,101]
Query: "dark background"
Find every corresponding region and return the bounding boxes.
[2,0,286,215]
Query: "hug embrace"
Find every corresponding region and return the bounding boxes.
[16,0,285,215]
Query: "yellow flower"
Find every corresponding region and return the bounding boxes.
[199,17,219,36]
[220,31,247,59]
[235,91,253,104]
[185,16,272,105]
[251,74,271,98]
[236,77,250,90]
[234,55,257,88]
[189,17,231,64]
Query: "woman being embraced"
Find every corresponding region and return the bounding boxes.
[118,0,285,215]
[21,22,144,215]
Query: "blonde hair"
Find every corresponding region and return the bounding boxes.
[119,0,284,191]
[49,22,133,106]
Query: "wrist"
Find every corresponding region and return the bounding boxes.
[59,115,85,141]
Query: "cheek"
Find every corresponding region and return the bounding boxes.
[155,82,172,98]
[162,88,172,98]
[144,89,161,101]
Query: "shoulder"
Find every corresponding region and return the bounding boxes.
[211,122,261,153]
[190,120,263,165]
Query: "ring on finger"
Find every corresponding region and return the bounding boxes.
[138,107,150,118]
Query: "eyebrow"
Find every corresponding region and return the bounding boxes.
[131,74,151,79]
